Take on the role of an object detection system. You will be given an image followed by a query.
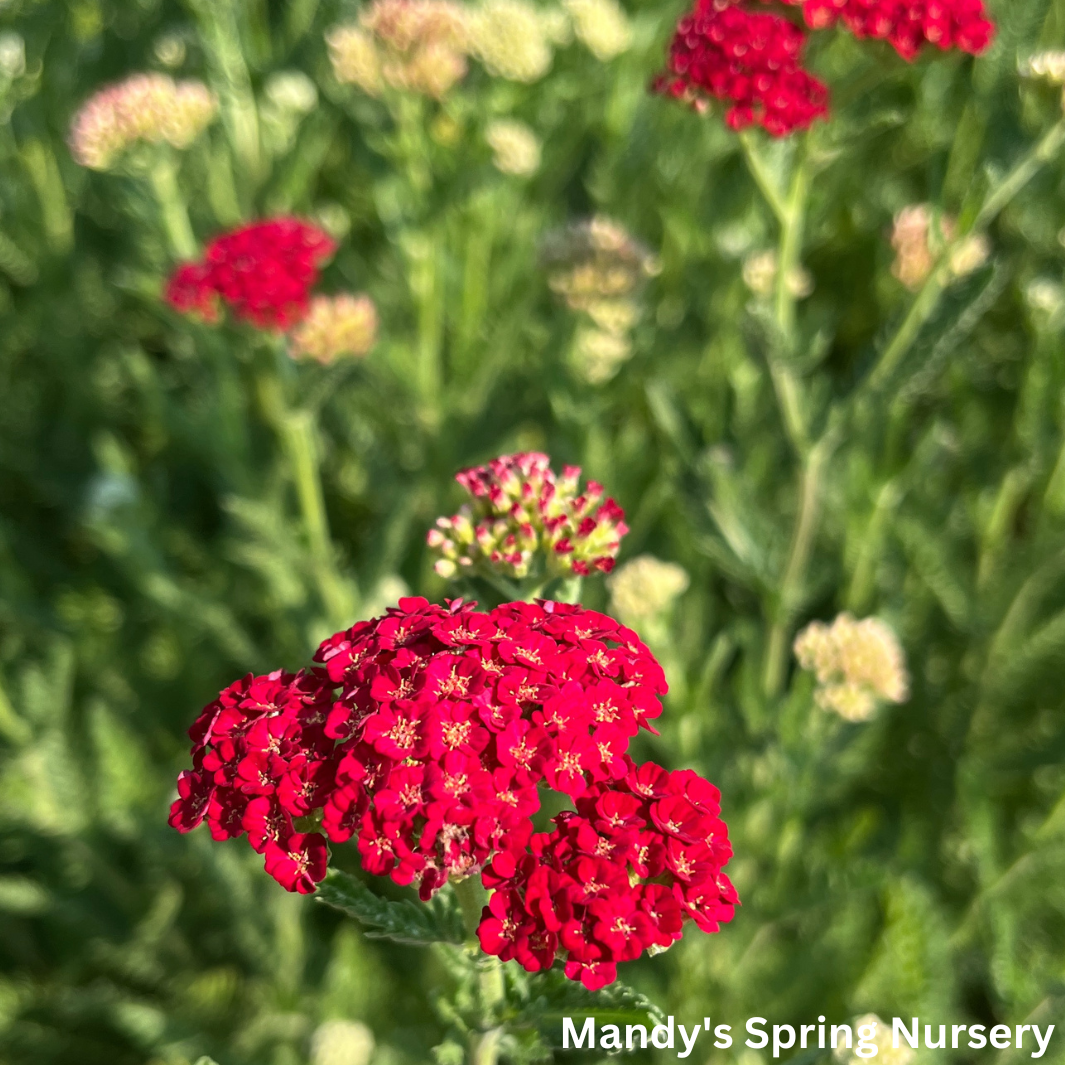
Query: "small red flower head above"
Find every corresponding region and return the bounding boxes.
[165,218,337,330]
[427,452,629,581]
[170,597,736,986]
[655,1,829,136]
[656,0,994,136]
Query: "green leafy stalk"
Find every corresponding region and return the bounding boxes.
[148,151,197,260]
[865,117,1065,394]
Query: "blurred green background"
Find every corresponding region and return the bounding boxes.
[3,0,1065,1062]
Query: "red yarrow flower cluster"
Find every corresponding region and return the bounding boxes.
[480,764,737,989]
[428,452,628,581]
[170,596,736,985]
[165,217,337,330]
[657,0,993,135]
[656,1,828,135]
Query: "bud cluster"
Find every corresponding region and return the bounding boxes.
[427,452,628,580]
[69,73,217,170]
[288,294,379,363]
[170,597,736,987]
[794,613,909,722]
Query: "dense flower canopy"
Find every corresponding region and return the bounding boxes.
[170,597,736,987]
[658,0,994,135]
[165,218,337,330]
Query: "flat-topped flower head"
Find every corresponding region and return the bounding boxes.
[563,0,632,61]
[787,0,993,61]
[655,0,829,136]
[608,555,689,624]
[541,216,658,312]
[70,73,217,170]
[428,452,628,580]
[468,0,554,82]
[485,118,542,176]
[165,218,337,330]
[794,612,909,722]
[170,598,733,988]
[328,0,470,99]
[657,0,993,135]
[890,203,989,291]
[288,294,379,363]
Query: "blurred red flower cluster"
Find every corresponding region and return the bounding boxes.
[657,0,994,135]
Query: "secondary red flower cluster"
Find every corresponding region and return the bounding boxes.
[166,217,337,330]
[428,452,629,581]
[480,765,736,989]
[656,0,994,135]
[169,596,736,987]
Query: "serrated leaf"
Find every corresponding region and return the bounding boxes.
[315,868,466,946]
[510,967,665,1041]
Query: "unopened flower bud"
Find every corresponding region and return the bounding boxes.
[429,452,627,580]
[742,249,813,298]
[288,294,379,363]
[1019,50,1065,84]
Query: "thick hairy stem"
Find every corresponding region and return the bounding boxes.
[149,152,197,260]
[763,432,835,698]
[866,118,1065,395]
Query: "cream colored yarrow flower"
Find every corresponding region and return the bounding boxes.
[428,451,628,581]
[485,118,541,175]
[571,325,632,383]
[834,1015,915,1065]
[742,248,813,298]
[1020,51,1065,84]
[890,204,989,291]
[563,0,631,60]
[794,613,909,722]
[310,1020,375,1065]
[468,0,553,82]
[541,215,658,313]
[288,294,379,363]
[70,73,217,170]
[328,0,469,99]
[608,555,689,622]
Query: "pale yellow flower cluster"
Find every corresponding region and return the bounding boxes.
[485,117,541,176]
[890,204,990,291]
[608,555,689,624]
[541,216,658,383]
[834,1016,916,1065]
[69,73,217,171]
[742,248,813,299]
[563,0,631,61]
[328,0,631,98]
[794,613,909,722]
[327,0,469,99]
[310,1020,375,1065]
[1019,51,1065,84]
[288,294,379,364]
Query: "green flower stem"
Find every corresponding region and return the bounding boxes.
[865,118,1065,395]
[454,877,504,1065]
[738,130,788,225]
[148,152,197,260]
[0,668,30,746]
[257,364,351,629]
[763,427,839,699]
[188,0,262,183]
[20,138,73,254]
[285,0,320,43]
